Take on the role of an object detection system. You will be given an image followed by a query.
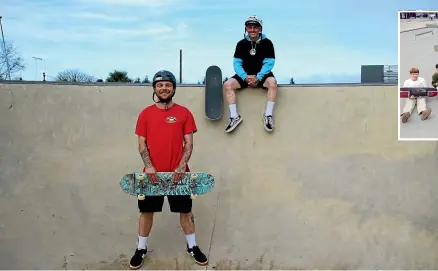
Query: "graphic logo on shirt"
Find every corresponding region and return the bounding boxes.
[166,116,177,123]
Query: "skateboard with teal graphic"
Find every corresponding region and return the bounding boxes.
[120,171,215,200]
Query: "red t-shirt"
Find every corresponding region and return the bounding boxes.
[135,103,197,172]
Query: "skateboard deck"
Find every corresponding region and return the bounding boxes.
[205,65,223,120]
[400,87,438,98]
[120,172,215,200]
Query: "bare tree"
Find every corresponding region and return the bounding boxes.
[55,69,95,82]
[0,40,25,79]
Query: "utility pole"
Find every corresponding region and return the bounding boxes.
[32,56,42,80]
[179,49,182,84]
[0,16,11,80]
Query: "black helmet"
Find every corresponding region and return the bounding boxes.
[152,70,176,88]
[151,70,177,109]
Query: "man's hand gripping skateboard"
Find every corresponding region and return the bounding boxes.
[143,163,197,199]
[144,163,186,184]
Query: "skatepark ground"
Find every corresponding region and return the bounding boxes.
[1,82,438,269]
[399,19,438,139]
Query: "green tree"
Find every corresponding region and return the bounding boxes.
[106,70,131,82]
[142,76,150,83]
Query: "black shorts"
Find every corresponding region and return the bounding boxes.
[138,195,192,213]
[231,72,275,89]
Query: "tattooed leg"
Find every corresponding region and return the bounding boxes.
[223,78,240,105]
[180,212,195,234]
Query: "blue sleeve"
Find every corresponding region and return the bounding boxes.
[256,58,275,80]
[233,58,247,81]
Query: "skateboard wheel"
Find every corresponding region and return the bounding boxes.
[138,194,145,200]
[190,194,197,199]
[191,173,197,180]
[138,174,145,180]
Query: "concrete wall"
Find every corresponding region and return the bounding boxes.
[1,83,438,269]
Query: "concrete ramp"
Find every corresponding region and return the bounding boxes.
[426,23,438,28]
[1,83,438,269]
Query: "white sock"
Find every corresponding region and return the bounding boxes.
[229,104,238,118]
[186,233,197,248]
[265,101,275,116]
[137,235,147,250]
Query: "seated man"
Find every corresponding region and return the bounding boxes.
[432,64,438,88]
[401,67,432,123]
[223,15,277,133]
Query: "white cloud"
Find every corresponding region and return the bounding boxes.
[273,43,396,79]
[2,0,189,44]
[100,25,173,36]
[82,0,177,7]
[68,12,139,22]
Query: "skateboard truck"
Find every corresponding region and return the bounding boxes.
[137,173,146,200]
[190,173,198,199]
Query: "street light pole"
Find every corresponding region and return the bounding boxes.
[32,56,42,80]
[0,16,11,80]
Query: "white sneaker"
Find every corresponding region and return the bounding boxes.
[225,115,243,133]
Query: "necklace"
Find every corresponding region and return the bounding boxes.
[249,41,257,56]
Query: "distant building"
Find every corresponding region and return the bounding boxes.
[400,11,438,19]
[400,12,417,19]
[361,65,398,84]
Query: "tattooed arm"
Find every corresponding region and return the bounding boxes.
[175,133,194,172]
[138,135,158,182]
[138,136,153,168]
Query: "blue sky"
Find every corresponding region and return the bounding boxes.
[0,0,435,84]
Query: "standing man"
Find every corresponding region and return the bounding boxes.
[401,68,432,123]
[130,70,208,269]
[223,15,277,133]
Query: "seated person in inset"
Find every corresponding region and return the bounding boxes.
[432,64,438,88]
[401,67,432,123]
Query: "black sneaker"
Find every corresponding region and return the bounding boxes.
[129,248,147,270]
[263,114,274,132]
[186,245,208,266]
[225,115,243,133]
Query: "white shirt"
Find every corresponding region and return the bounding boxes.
[403,77,428,87]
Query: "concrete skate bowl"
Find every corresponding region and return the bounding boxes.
[400,19,436,32]
[400,26,438,79]
[1,82,438,269]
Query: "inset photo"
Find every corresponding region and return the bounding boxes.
[399,10,438,140]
